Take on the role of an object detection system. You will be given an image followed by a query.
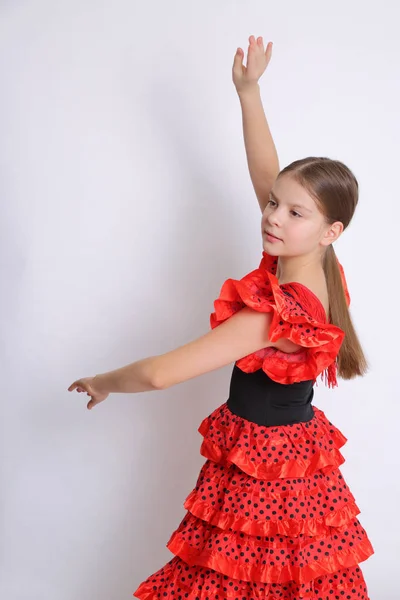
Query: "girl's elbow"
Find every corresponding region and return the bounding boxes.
[150,361,178,390]
[140,356,169,390]
[149,367,168,390]
[152,374,169,390]
[152,367,193,390]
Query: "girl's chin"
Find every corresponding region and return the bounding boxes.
[263,239,284,254]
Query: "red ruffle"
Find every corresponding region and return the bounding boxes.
[167,513,374,585]
[133,400,374,597]
[133,248,373,599]
[185,490,360,537]
[198,402,347,480]
[210,251,345,387]
[134,556,369,599]
[184,460,361,537]
[258,251,351,308]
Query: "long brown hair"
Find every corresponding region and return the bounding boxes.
[279,157,368,379]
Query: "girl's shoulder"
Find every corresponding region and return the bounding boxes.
[258,251,328,323]
[258,250,350,313]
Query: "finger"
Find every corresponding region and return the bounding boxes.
[246,41,253,63]
[265,41,273,58]
[257,36,263,46]
[247,35,258,63]
[68,382,78,391]
[233,48,244,71]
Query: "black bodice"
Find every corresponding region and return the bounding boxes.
[227,364,314,426]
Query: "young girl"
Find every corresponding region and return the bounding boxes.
[69,36,374,599]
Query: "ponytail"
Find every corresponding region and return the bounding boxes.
[323,245,368,379]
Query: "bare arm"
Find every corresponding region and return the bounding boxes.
[233,36,280,213]
[238,85,280,212]
[68,307,299,408]
[145,308,298,390]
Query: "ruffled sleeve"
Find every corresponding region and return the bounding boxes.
[210,252,346,388]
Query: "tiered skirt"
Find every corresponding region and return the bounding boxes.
[134,403,373,599]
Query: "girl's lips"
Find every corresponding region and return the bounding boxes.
[264,230,282,242]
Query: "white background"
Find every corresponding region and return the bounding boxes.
[1,1,399,598]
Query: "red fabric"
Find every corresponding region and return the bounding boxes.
[259,252,351,307]
[167,514,373,584]
[184,482,361,537]
[132,252,374,600]
[210,251,348,388]
[134,557,369,599]
[198,403,347,481]
[133,400,374,598]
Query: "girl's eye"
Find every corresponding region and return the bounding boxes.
[267,199,301,217]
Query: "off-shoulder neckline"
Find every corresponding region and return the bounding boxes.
[284,281,329,322]
[259,252,328,322]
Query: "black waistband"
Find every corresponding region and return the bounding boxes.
[227,364,314,426]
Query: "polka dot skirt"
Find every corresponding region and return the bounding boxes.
[134,557,368,599]
[133,403,373,599]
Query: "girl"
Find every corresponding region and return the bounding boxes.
[69,36,374,599]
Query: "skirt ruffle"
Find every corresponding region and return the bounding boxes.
[135,556,369,599]
[183,460,362,537]
[198,403,347,480]
[133,402,373,599]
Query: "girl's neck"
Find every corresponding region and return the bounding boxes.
[276,253,324,284]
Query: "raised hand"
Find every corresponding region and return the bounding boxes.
[233,35,273,95]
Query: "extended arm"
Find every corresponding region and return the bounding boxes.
[89,308,299,395]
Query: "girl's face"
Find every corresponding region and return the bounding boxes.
[261,174,340,258]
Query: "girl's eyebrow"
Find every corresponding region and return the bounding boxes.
[270,191,313,213]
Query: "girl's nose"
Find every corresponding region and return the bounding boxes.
[267,212,282,227]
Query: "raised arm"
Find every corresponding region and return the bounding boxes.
[233,36,280,213]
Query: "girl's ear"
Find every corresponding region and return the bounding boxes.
[321,221,344,247]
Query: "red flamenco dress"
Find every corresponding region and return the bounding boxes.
[134,251,374,599]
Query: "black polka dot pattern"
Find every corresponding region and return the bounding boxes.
[209,255,345,387]
[133,253,373,598]
[198,402,347,480]
[134,557,369,599]
[133,401,374,599]
[184,459,360,537]
[166,513,372,584]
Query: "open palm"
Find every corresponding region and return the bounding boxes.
[233,35,273,93]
